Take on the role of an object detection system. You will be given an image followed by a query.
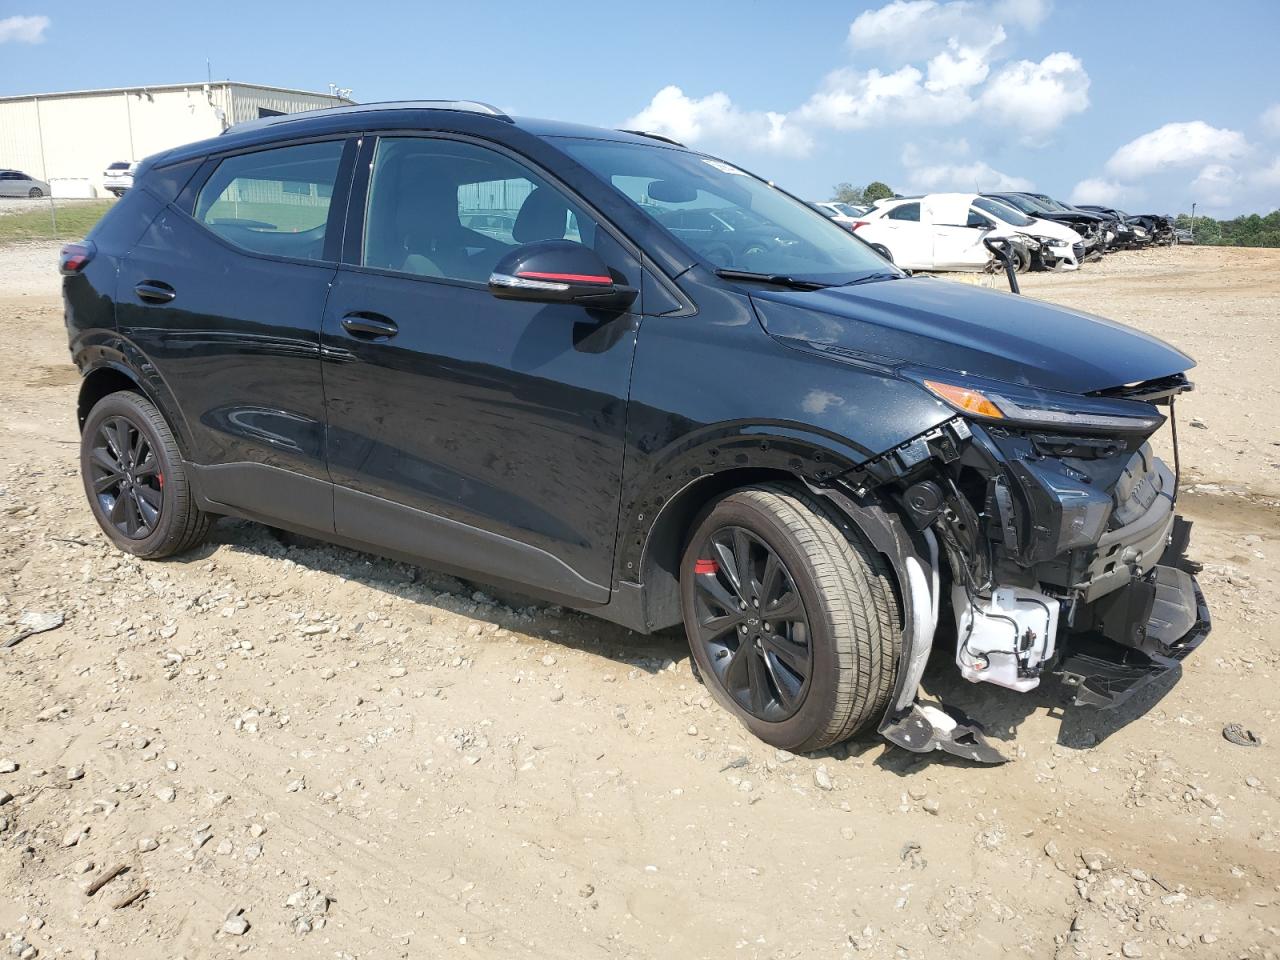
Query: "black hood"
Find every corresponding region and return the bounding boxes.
[751,278,1194,395]
[1037,210,1105,225]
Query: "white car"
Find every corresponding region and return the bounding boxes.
[855,193,1085,272]
[103,161,136,197]
[809,201,867,228]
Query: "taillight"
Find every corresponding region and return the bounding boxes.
[851,221,869,231]
[59,241,96,276]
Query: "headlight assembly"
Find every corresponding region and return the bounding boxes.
[916,373,1165,433]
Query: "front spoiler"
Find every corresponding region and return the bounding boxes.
[1053,565,1211,708]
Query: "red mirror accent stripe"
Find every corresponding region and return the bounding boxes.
[516,271,613,284]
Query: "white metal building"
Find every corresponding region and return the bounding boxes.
[0,81,353,196]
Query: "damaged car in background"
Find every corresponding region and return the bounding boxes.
[855,193,1085,273]
[983,191,1109,258]
[62,101,1208,765]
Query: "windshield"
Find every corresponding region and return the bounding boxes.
[974,196,1035,227]
[557,138,890,283]
[1036,195,1071,212]
[989,194,1043,216]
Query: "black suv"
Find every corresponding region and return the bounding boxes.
[62,101,1209,760]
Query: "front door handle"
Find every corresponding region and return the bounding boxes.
[135,280,176,304]
[340,312,398,340]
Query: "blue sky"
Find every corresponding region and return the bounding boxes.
[2,0,1278,216]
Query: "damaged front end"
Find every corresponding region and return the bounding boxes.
[836,369,1209,763]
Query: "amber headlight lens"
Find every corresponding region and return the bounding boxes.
[923,380,1005,419]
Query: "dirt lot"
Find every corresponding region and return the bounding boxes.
[1,243,1277,960]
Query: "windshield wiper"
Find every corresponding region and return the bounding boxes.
[837,271,905,287]
[714,269,829,291]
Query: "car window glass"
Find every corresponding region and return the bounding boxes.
[966,208,994,228]
[974,197,1034,227]
[887,202,920,222]
[194,141,343,260]
[362,137,597,283]
[559,138,888,283]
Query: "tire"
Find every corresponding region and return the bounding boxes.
[80,391,213,559]
[1015,247,1031,274]
[871,243,894,263]
[680,483,900,752]
[28,188,43,199]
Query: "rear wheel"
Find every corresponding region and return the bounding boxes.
[871,243,893,262]
[680,484,900,752]
[80,391,212,558]
[28,187,43,198]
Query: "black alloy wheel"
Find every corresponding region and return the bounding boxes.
[691,525,813,721]
[87,415,164,539]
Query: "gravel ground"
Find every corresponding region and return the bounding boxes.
[1,243,1277,959]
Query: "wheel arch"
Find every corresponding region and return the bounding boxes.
[631,466,801,632]
[76,360,194,459]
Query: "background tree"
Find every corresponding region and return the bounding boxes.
[832,182,865,205]
[863,181,895,203]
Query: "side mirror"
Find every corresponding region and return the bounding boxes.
[488,240,637,312]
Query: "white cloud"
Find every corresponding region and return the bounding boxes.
[906,160,1033,193]
[1261,104,1280,138]
[848,0,1049,58]
[978,51,1089,140]
[0,14,49,43]
[1106,121,1250,180]
[1069,177,1129,206]
[624,0,1084,154]
[1190,163,1241,207]
[1251,157,1280,189]
[900,139,1033,192]
[623,85,813,156]
[796,58,982,130]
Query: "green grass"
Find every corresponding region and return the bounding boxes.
[0,200,114,242]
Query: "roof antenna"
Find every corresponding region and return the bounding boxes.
[206,58,211,84]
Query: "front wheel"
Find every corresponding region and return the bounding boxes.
[870,243,894,263]
[680,484,900,752]
[28,187,43,198]
[80,391,213,558]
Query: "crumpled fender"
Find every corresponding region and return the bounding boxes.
[814,485,1008,764]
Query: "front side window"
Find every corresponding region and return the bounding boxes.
[557,138,888,284]
[195,141,343,260]
[887,202,920,222]
[966,208,995,228]
[362,137,596,283]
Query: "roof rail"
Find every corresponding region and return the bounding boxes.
[617,129,686,147]
[223,100,513,136]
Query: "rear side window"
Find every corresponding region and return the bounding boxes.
[886,202,920,222]
[195,141,343,260]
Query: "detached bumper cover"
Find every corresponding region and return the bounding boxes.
[1054,562,1210,708]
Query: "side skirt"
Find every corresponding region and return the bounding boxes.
[188,462,611,611]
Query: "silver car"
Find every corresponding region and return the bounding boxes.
[0,169,51,198]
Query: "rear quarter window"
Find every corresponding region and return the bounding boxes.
[194,141,344,261]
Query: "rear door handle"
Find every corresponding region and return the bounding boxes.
[135,280,176,304]
[340,312,398,340]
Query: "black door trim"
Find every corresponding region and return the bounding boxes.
[334,485,610,605]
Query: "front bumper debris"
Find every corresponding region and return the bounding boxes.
[880,702,1009,765]
[1054,561,1210,708]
